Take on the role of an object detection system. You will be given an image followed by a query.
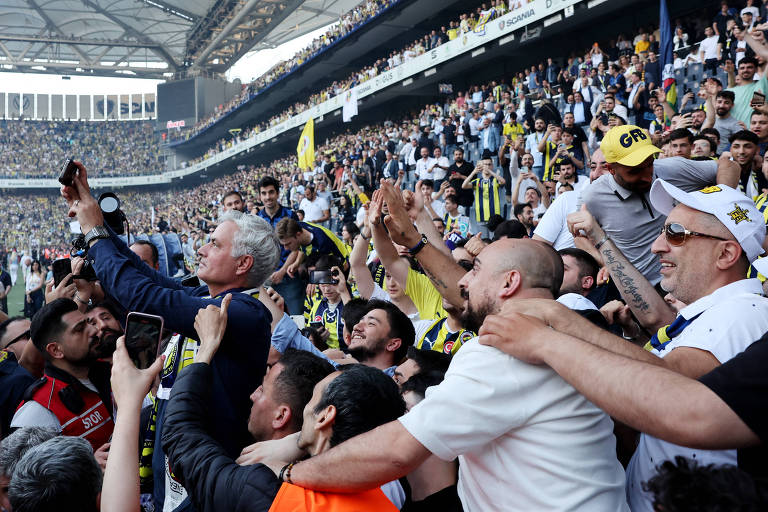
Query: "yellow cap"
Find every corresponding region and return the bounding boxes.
[600,125,661,166]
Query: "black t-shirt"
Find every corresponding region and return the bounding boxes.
[448,160,475,207]
[699,335,768,479]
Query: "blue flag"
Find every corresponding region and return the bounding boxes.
[659,0,673,71]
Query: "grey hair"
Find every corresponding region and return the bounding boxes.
[9,436,101,512]
[0,427,58,477]
[219,210,281,288]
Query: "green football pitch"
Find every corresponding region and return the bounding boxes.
[4,268,28,318]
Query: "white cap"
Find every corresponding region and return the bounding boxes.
[649,180,766,264]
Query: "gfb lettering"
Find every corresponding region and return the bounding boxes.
[82,410,104,430]
[619,129,647,147]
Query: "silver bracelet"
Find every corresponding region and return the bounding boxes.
[594,234,610,250]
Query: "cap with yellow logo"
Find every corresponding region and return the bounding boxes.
[600,125,662,166]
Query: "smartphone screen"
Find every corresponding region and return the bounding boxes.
[752,91,765,106]
[124,312,164,370]
[52,258,72,288]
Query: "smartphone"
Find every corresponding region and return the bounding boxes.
[52,258,72,288]
[124,312,164,370]
[58,159,78,187]
[752,91,766,106]
[309,270,339,285]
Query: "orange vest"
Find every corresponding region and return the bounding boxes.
[268,483,399,512]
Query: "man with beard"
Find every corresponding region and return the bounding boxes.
[703,90,743,154]
[0,317,35,435]
[85,300,124,360]
[281,238,629,511]
[345,300,413,374]
[12,299,113,464]
[574,125,739,331]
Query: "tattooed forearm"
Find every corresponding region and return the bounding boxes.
[601,247,651,312]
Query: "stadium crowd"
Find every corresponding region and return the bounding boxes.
[171,0,516,145]
[0,120,165,179]
[2,2,768,512]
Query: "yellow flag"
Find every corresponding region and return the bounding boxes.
[297,118,315,170]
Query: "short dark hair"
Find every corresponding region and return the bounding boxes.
[559,248,600,291]
[453,147,464,154]
[258,176,280,192]
[421,179,434,189]
[729,130,759,145]
[30,299,78,355]
[643,456,768,511]
[130,240,159,266]
[716,90,735,103]
[739,56,758,68]
[405,346,451,375]
[700,127,721,142]
[692,135,716,154]
[514,202,532,218]
[272,349,335,432]
[341,298,369,335]
[444,194,459,205]
[365,299,415,363]
[400,370,446,400]
[669,128,694,144]
[223,190,243,202]
[493,220,528,239]
[314,364,405,447]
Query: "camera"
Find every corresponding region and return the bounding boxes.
[69,234,98,281]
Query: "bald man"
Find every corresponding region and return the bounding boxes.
[278,239,629,511]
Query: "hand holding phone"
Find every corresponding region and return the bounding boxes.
[125,312,164,370]
[58,159,78,187]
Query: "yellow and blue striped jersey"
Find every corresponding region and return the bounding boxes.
[416,317,474,355]
[471,176,502,222]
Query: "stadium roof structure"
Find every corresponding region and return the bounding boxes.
[0,0,360,80]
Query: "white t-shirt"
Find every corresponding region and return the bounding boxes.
[625,278,768,512]
[699,35,720,60]
[533,190,579,249]
[400,339,629,511]
[299,197,329,223]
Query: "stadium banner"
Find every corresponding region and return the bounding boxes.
[2,0,579,189]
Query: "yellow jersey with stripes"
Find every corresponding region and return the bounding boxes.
[300,222,350,261]
[471,176,502,222]
[415,317,474,355]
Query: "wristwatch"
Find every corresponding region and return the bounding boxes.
[84,225,110,246]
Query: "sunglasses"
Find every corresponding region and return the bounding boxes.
[3,329,30,350]
[662,223,729,246]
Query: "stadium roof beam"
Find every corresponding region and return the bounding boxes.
[0,34,171,50]
[137,0,200,22]
[81,0,179,71]
[26,0,92,65]
[0,58,169,79]
[187,0,308,73]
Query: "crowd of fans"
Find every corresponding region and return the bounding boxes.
[2,2,768,512]
[172,0,401,142]
[0,120,165,179]
[171,0,514,146]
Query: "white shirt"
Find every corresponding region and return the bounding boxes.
[432,155,450,180]
[415,157,437,180]
[298,196,329,223]
[525,132,545,167]
[626,278,768,512]
[699,35,720,60]
[533,190,579,250]
[400,339,629,511]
